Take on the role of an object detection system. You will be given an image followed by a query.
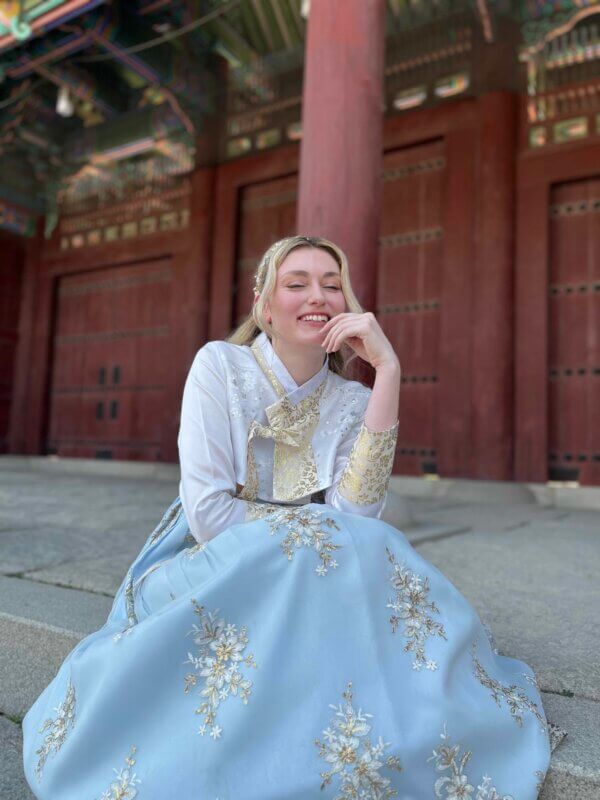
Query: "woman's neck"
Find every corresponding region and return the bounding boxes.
[270,336,326,387]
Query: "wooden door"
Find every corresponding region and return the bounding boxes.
[0,236,23,453]
[378,140,446,476]
[47,259,173,461]
[548,178,600,485]
[234,175,297,325]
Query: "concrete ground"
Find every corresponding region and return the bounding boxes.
[0,457,598,799]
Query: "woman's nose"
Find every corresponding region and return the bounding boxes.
[308,284,326,303]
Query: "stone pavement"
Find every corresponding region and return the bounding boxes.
[0,458,598,799]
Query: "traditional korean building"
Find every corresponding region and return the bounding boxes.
[0,0,598,487]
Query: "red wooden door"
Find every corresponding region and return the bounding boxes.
[378,140,446,476]
[47,259,173,461]
[234,175,297,325]
[0,236,23,453]
[548,178,600,485]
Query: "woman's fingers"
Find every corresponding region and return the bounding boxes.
[326,321,365,353]
[322,314,366,350]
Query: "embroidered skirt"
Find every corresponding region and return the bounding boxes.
[22,499,553,799]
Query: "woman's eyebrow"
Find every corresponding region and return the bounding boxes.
[282,270,341,278]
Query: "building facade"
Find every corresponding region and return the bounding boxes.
[1,0,599,486]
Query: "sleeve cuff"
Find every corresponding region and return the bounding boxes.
[337,420,399,506]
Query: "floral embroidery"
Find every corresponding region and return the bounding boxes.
[428,726,513,800]
[338,422,398,505]
[148,498,182,545]
[245,500,281,521]
[522,671,539,690]
[35,679,76,780]
[97,745,141,800]
[547,721,567,752]
[184,540,207,560]
[229,366,265,421]
[315,682,402,798]
[183,599,256,739]
[482,623,499,655]
[535,769,546,793]
[114,502,183,641]
[260,505,342,576]
[471,642,545,729]
[386,547,447,670]
[124,569,138,629]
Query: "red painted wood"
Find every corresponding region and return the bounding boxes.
[235,175,298,324]
[209,99,485,479]
[0,232,25,452]
[515,138,600,483]
[209,145,300,341]
[297,0,385,312]
[47,259,173,460]
[436,128,478,478]
[378,140,445,476]
[548,178,600,485]
[8,168,215,461]
[8,222,43,454]
[471,92,517,480]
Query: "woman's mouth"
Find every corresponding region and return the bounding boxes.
[298,314,329,326]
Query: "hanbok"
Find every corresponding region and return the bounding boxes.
[22,332,557,799]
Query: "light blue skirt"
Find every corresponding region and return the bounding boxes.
[22,500,553,799]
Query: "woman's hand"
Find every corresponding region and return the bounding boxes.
[320,312,400,372]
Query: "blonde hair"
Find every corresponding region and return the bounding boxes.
[227,235,364,376]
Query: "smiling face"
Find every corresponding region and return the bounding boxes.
[263,245,347,349]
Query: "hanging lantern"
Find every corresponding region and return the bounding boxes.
[56,86,74,118]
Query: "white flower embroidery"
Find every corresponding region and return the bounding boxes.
[429,727,513,800]
[184,540,207,560]
[257,506,342,576]
[535,769,546,792]
[471,642,545,729]
[148,500,183,545]
[385,547,447,670]
[183,599,256,739]
[97,745,141,800]
[315,682,402,798]
[35,679,76,780]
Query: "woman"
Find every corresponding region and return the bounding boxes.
[23,235,557,799]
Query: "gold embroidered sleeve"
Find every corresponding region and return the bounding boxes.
[337,421,399,505]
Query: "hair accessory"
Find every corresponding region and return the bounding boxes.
[253,238,287,294]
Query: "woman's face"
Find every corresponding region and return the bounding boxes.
[263,246,347,349]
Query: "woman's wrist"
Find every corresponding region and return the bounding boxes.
[373,356,401,375]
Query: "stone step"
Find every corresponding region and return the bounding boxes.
[540,693,600,799]
[0,575,113,719]
[0,715,35,800]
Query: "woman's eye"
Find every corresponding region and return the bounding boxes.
[286,283,340,289]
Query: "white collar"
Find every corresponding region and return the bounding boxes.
[254,331,329,405]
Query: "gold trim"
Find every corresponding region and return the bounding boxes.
[338,421,399,505]
[239,340,327,502]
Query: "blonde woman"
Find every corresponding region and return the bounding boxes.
[23,236,554,799]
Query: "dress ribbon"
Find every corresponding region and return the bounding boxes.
[239,340,326,502]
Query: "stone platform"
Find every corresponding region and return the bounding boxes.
[1,457,598,799]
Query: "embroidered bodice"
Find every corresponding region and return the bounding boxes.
[177,332,398,543]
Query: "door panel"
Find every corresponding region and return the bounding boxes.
[235,176,298,325]
[548,179,600,485]
[378,141,446,476]
[47,259,173,461]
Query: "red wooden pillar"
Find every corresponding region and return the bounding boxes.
[296,0,385,312]
[471,91,517,479]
